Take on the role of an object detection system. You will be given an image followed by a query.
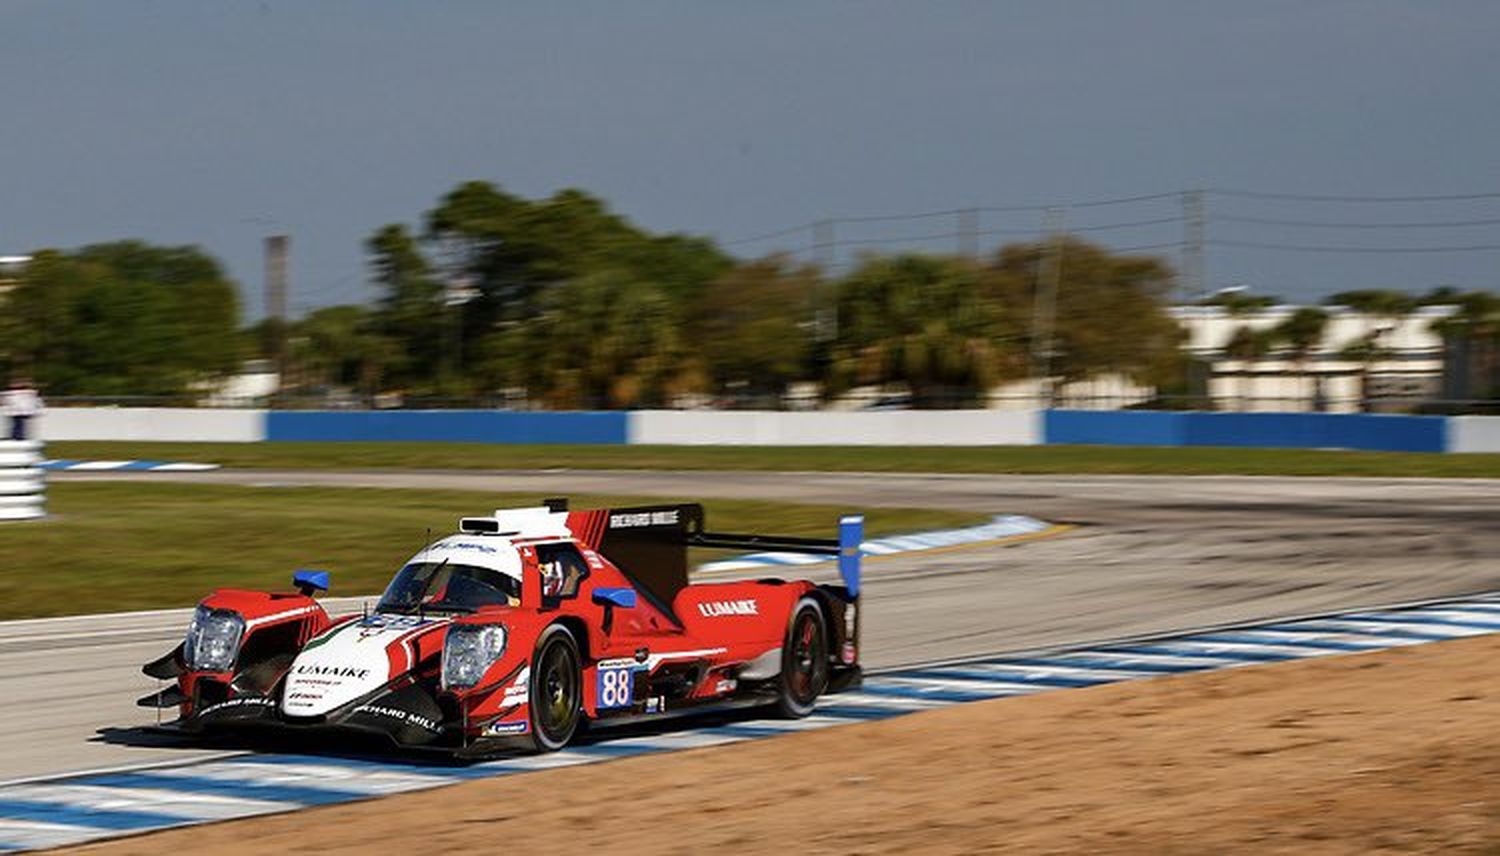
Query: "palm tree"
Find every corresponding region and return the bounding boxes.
[1431,291,1500,402]
[1222,324,1274,411]
[1337,333,1388,411]
[1273,307,1330,411]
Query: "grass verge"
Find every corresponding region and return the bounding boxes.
[0,482,983,620]
[46,440,1500,478]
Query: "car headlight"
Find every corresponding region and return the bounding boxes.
[442,624,508,690]
[183,606,245,672]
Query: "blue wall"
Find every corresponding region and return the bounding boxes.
[1044,410,1447,453]
[265,411,630,444]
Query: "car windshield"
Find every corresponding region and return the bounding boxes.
[376,561,521,614]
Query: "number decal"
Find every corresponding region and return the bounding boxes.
[596,666,634,709]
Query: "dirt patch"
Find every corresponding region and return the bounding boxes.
[70,635,1500,855]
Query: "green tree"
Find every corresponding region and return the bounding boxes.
[424,181,730,320]
[692,255,817,401]
[6,242,241,396]
[488,269,699,408]
[988,238,1181,388]
[826,254,1012,405]
[1222,324,1275,410]
[367,224,445,391]
[285,305,397,399]
[1200,289,1281,314]
[1272,306,1330,410]
[1431,290,1500,401]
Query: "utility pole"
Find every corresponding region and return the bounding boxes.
[1030,208,1066,407]
[812,219,837,341]
[263,234,290,385]
[957,208,979,259]
[1181,189,1205,304]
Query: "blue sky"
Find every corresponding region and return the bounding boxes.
[3,1,1499,317]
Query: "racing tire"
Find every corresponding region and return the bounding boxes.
[529,624,583,752]
[776,598,829,718]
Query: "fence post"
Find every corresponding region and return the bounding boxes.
[0,440,45,521]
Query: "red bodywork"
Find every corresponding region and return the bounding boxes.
[143,502,862,753]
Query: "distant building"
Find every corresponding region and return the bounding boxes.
[1171,304,1457,412]
[0,255,28,298]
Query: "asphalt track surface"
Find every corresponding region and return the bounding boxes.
[4,469,1498,785]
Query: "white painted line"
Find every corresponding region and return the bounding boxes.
[2,784,292,820]
[864,676,1048,696]
[141,762,450,796]
[0,819,119,851]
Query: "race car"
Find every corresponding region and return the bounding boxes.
[138,500,863,754]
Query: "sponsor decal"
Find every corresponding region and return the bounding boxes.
[645,696,664,714]
[199,696,276,716]
[608,510,679,529]
[483,720,530,736]
[502,666,530,701]
[582,549,605,570]
[596,657,644,670]
[295,664,371,680]
[715,678,738,694]
[842,642,857,665]
[353,704,441,733]
[697,599,759,618]
[438,541,498,554]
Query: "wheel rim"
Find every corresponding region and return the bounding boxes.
[536,639,579,743]
[786,610,827,704]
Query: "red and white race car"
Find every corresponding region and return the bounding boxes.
[139,500,863,754]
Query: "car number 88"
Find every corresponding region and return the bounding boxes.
[597,666,634,709]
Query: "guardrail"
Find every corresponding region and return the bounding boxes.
[0,441,45,521]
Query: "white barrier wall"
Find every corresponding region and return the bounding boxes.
[629,410,1041,446]
[1449,416,1500,453]
[37,409,267,443]
[0,440,45,520]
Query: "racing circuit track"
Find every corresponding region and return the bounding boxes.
[3,470,1498,786]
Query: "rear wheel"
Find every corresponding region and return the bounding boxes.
[776,598,829,718]
[529,625,582,751]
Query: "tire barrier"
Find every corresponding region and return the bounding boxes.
[0,440,44,521]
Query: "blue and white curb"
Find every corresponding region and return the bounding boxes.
[39,460,220,473]
[698,515,1055,573]
[1,592,1497,852]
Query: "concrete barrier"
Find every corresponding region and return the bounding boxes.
[22,407,1490,452]
[265,410,630,444]
[1045,410,1448,453]
[38,408,265,443]
[629,410,1041,446]
[0,440,45,521]
[1449,416,1500,453]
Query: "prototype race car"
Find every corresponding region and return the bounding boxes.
[139,500,863,754]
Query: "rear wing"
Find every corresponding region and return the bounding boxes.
[563,501,863,611]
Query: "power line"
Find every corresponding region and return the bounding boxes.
[1210,188,1500,203]
[1210,238,1500,254]
[1216,213,1500,229]
[720,222,816,246]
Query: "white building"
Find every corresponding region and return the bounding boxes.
[1170,304,1457,412]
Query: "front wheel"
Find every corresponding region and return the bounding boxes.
[529,625,582,751]
[776,598,829,718]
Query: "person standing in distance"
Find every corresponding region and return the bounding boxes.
[3,378,43,441]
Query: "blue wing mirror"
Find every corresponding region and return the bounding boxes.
[293,569,330,597]
[592,587,637,609]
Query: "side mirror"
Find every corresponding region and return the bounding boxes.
[591,587,637,609]
[293,569,330,597]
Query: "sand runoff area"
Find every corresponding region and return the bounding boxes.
[70,633,1499,855]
